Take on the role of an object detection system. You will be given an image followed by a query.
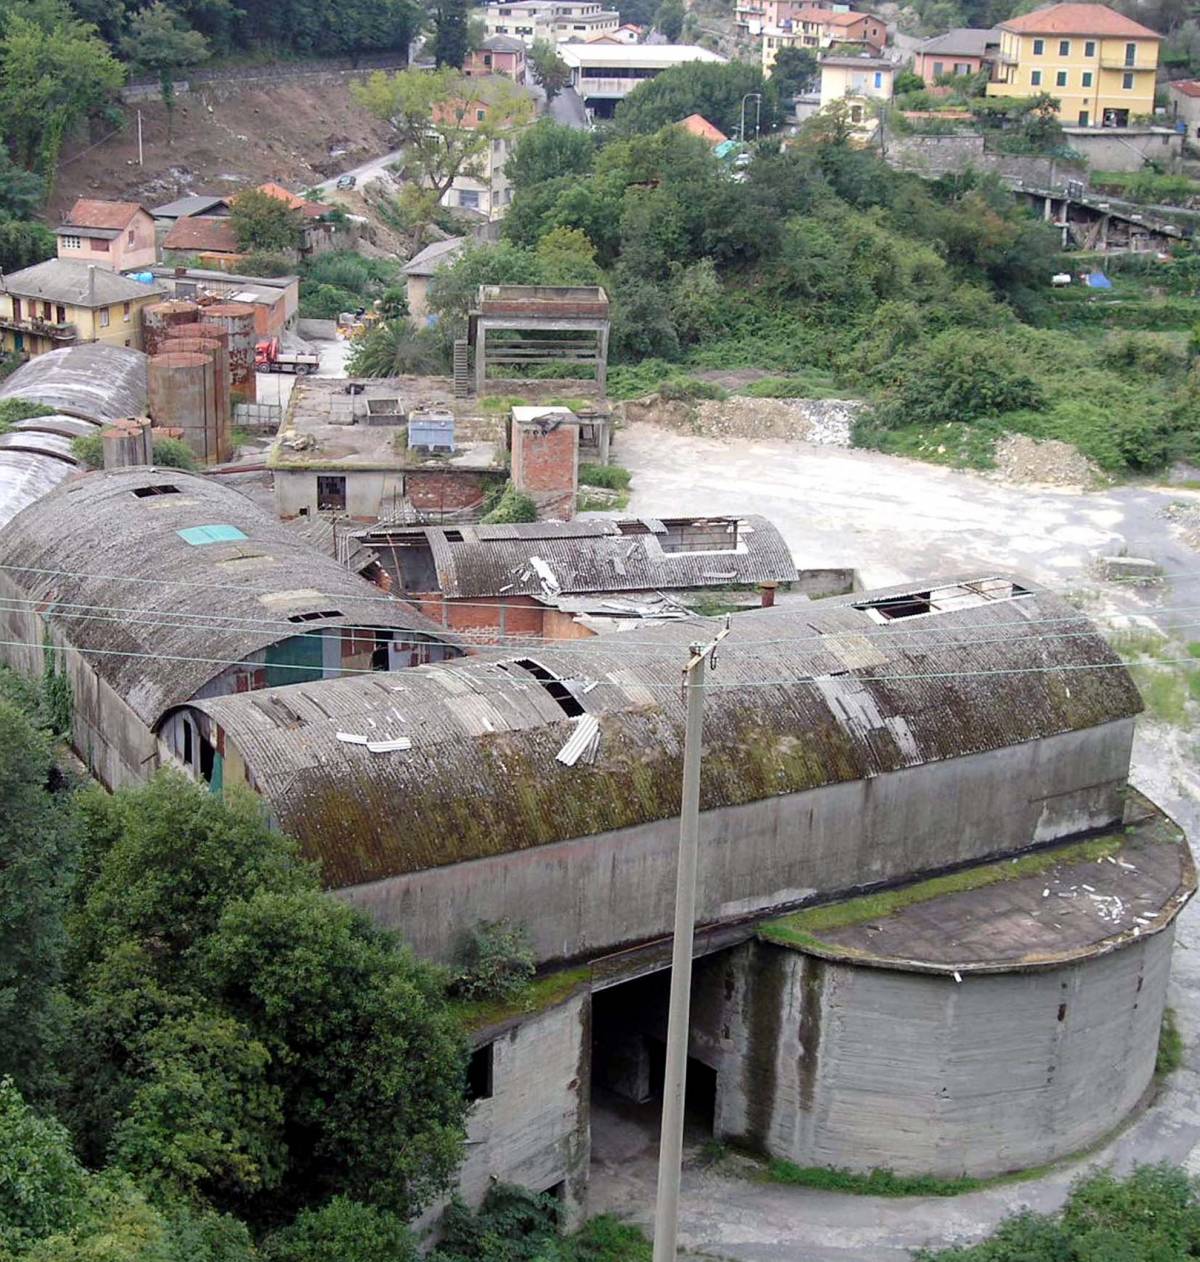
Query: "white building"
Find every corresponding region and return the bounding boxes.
[558,43,727,118]
[481,0,619,46]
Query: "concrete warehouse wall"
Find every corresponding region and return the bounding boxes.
[337,720,1135,964]
[708,930,1174,1176]
[418,991,590,1233]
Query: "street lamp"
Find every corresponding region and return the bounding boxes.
[739,91,763,142]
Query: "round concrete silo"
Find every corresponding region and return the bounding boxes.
[141,300,201,357]
[164,336,231,463]
[199,303,258,404]
[148,351,217,465]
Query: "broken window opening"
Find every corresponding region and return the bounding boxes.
[198,732,215,782]
[132,484,180,498]
[316,475,347,512]
[854,579,1031,623]
[286,609,344,623]
[514,658,584,717]
[861,592,933,621]
[442,529,465,543]
[182,717,193,767]
[466,1043,494,1101]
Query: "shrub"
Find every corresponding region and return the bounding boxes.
[71,433,102,469]
[241,252,294,278]
[0,399,55,433]
[579,463,631,490]
[347,323,444,377]
[1157,1007,1183,1076]
[451,920,536,1000]
[152,436,198,470]
[658,377,725,402]
[480,483,538,525]
[263,1197,419,1262]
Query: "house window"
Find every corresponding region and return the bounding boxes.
[933,59,943,75]
[954,61,970,74]
[476,108,486,121]
[1124,41,1136,65]
[1056,70,1067,86]
[99,307,110,327]
[1058,39,1069,54]
[849,103,863,122]
[93,238,109,252]
[316,475,347,511]
[1084,39,1095,55]
[56,305,65,323]
[466,1044,494,1101]
[1122,71,1134,89]
[1032,37,1044,53]
[1082,71,1093,86]
[459,188,480,209]
[484,53,492,64]
[61,235,80,249]
[1030,69,1042,85]
[42,302,51,319]
[873,71,882,88]
[1078,109,1089,125]
[122,301,131,321]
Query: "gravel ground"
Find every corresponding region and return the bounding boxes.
[992,433,1102,489]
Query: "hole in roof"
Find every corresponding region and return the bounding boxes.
[287,609,344,623]
[443,529,465,543]
[132,484,180,498]
[854,580,1031,623]
[513,658,584,717]
[178,524,249,546]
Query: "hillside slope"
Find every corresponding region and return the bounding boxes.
[50,76,396,219]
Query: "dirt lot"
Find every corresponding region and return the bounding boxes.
[50,79,396,218]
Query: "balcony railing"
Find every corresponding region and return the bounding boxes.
[0,315,77,340]
[1100,58,1149,70]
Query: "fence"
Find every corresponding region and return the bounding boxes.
[234,401,283,431]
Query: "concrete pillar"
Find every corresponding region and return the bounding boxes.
[595,322,609,397]
[475,322,488,396]
[101,421,148,469]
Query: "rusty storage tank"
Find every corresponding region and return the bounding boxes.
[141,300,200,357]
[148,351,218,465]
[164,336,231,462]
[200,303,257,404]
[164,324,231,423]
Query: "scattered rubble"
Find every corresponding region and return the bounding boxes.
[620,394,861,445]
[991,434,1101,489]
[1162,500,1200,553]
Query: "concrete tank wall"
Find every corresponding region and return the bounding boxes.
[334,719,1136,964]
[141,300,200,357]
[200,303,257,403]
[711,931,1174,1176]
[148,351,217,464]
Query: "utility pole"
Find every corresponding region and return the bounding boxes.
[137,110,144,166]
[653,620,730,1262]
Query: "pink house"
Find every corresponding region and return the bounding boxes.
[464,35,528,81]
[56,199,157,273]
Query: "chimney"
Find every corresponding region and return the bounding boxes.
[759,582,777,609]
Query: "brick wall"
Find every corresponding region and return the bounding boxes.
[406,470,491,512]
[511,420,578,521]
[412,592,548,643]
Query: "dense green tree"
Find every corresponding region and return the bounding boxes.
[0,5,124,182]
[0,148,46,219]
[229,188,305,254]
[345,322,442,374]
[769,45,818,97]
[654,0,683,39]
[0,695,76,1099]
[506,120,594,192]
[263,1198,418,1262]
[120,2,209,141]
[431,0,468,68]
[0,218,55,272]
[534,225,602,285]
[528,39,571,105]
[614,60,781,136]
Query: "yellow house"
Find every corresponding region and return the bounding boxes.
[0,259,163,360]
[987,2,1161,129]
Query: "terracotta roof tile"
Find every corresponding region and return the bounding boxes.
[163,215,241,253]
[1171,78,1200,97]
[1001,3,1161,38]
[64,198,147,230]
[678,112,728,142]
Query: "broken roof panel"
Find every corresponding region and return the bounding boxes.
[359,515,799,598]
[187,579,1142,888]
[0,468,458,727]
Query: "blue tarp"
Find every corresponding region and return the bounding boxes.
[1084,271,1113,289]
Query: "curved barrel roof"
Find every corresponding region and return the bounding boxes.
[0,344,148,422]
[0,468,457,726]
[185,578,1141,888]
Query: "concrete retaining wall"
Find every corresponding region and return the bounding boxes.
[338,719,1135,965]
[709,930,1173,1176]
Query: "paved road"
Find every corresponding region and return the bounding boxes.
[314,146,404,195]
[588,425,1200,1259]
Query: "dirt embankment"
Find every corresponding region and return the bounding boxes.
[620,395,862,445]
[50,78,395,219]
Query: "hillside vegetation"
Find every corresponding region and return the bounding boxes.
[353,91,1199,475]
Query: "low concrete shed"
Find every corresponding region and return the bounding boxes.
[177,577,1141,963]
[0,468,461,788]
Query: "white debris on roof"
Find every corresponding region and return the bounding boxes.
[556,713,601,767]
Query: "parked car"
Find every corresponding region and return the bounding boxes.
[336,174,357,190]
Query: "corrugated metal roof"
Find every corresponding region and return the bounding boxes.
[0,452,74,531]
[11,415,102,440]
[361,515,799,598]
[0,432,80,464]
[0,344,148,422]
[0,468,459,726]
[187,580,1143,888]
